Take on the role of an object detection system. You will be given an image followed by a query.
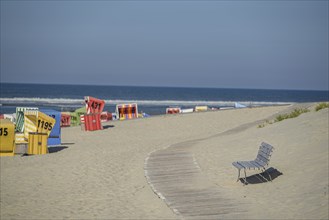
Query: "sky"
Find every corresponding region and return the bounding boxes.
[1,0,328,90]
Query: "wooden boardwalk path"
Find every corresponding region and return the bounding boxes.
[144,106,302,219]
[144,143,244,219]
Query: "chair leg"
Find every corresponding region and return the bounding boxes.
[237,169,241,182]
[243,169,248,185]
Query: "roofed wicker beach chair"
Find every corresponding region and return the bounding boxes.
[232,142,274,185]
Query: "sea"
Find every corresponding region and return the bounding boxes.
[0,83,328,116]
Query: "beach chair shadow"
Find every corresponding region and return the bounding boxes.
[20,146,69,156]
[60,142,74,145]
[239,167,283,185]
[48,146,69,154]
[103,125,115,129]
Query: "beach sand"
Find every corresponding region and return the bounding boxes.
[1,104,328,219]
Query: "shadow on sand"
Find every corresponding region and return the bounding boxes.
[20,146,69,156]
[240,167,283,185]
[103,125,115,129]
[48,146,69,154]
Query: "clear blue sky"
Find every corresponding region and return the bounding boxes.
[1,1,328,90]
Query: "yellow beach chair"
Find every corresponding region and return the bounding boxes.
[0,119,15,156]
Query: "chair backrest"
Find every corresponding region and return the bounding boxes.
[255,142,274,166]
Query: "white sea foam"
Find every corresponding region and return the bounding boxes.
[0,97,83,105]
[0,97,292,107]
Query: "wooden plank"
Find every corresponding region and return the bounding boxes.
[145,144,244,219]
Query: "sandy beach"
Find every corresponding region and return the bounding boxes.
[1,103,328,219]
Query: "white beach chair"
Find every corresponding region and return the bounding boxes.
[232,142,274,185]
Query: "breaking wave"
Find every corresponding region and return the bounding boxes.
[0,97,292,107]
